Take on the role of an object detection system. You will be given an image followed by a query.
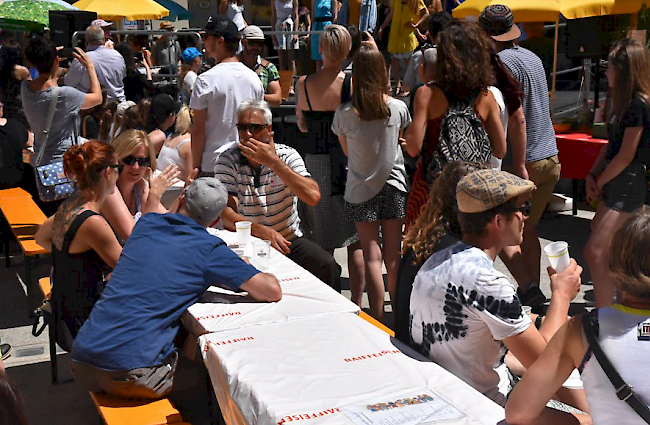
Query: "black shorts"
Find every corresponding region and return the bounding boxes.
[345,184,407,222]
[602,162,647,212]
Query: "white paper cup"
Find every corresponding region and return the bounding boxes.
[544,241,570,274]
[253,240,271,270]
[235,221,252,247]
[232,247,246,259]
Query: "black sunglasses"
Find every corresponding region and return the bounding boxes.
[122,155,151,167]
[513,201,532,217]
[246,39,265,46]
[236,123,268,133]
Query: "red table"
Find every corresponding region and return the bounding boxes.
[556,133,608,215]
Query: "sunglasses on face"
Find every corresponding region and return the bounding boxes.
[122,155,151,167]
[236,123,268,133]
[247,40,264,46]
[513,201,532,217]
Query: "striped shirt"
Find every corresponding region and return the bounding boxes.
[499,46,557,164]
[215,143,311,241]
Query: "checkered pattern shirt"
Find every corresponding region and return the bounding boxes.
[253,56,280,93]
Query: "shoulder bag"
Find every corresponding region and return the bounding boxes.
[33,87,76,202]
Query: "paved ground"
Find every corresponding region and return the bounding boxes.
[1,179,595,424]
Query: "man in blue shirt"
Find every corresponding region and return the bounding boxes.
[70,177,281,399]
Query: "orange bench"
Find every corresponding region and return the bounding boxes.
[0,196,47,312]
[0,187,31,199]
[90,392,188,425]
[359,310,395,337]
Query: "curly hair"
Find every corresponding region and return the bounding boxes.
[402,161,485,264]
[433,19,496,100]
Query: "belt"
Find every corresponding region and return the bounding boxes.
[313,17,332,22]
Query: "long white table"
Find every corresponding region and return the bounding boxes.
[199,313,505,425]
[186,229,505,425]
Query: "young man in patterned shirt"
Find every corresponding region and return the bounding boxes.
[239,26,283,106]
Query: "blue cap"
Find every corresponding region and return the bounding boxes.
[181,47,202,62]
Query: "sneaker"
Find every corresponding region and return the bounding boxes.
[517,285,547,309]
[1,343,12,361]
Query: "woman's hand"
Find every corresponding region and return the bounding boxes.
[73,47,95,70]
[586,173,600,203]
[148,165,181,200]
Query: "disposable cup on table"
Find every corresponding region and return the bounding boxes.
[253,240,271,270]
[235,221,252,247]
[544,241,570,274]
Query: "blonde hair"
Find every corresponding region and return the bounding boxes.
[609,211,650,299]
[174,106,192,136]
[112,129,157,171]
[319,24,351,63]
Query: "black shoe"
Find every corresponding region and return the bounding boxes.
[1,343,12,361]
[517,285,547,309]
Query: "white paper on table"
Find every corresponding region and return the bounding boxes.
[341,391,465,425]
[198,313,504,425]
[184,229,360,335]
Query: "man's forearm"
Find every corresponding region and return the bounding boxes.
[269,158,320,206]
[538,294,570,343]
[508,108,527,175]
[191,132,206,170]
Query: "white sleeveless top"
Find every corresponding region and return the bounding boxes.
[275,0,294,22]
[157,138,189,172]
[580,305,650,425]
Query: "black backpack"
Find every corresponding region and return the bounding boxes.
[426,94,492,183]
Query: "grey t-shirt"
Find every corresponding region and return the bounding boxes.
[332,98,411,203]
[21,82,85,165]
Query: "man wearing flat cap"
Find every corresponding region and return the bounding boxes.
[70,177,281,400]
[479,5,561,309]
[409,169,582,406]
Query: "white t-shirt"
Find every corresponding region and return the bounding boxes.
[488,86,507,170]
[409,240,530,405]
[183,70,197,93]
[189,61,263,171]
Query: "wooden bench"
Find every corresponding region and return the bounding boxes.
[0,195,47,311]
[90,392,188,425]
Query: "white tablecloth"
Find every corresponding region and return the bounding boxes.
[183,229,360,336]
[199,313,505,425]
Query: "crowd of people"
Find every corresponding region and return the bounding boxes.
[1,2,650,424]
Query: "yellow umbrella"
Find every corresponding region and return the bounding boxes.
[72,0,169,20]
[454,0,561,22]
[561,0,644,19]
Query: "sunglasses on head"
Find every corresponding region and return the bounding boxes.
[236,123,268,133]
[122,155,151,167]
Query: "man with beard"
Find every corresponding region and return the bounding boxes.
[238,25,282,107]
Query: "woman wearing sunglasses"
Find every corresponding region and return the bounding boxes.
[102,130,180,242]
[35,141,123,343]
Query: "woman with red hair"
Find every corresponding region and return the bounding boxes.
[36,140,123,344]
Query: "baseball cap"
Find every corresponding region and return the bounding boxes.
[181,47,203,62]
[479,5,521,42]
[456,169,535,213]
[151,93,181,116]
[204,15,240,40]
[242,25,265,40]
[116,100,136,117]
[160,21,174,30]
[91,19,112,28]
[184,177,228,224]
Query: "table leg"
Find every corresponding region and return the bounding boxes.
[573,180,579,216]
[24,254,37,316]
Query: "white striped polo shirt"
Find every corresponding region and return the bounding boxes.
[499,46,558,164]
[214,143,311,241]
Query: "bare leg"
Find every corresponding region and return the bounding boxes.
[347,241,365,307]
[355,221,385,320]
[288,49,296,94]
[584,204,631,307]
[279,49,288,71]
[381,219,403,311]
[390,56,400,92]
[499,244,535,289]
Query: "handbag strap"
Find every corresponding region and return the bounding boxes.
[582,311,650,423]
[34,87,61,167]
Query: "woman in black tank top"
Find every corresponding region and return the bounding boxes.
[35,141,123,345]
